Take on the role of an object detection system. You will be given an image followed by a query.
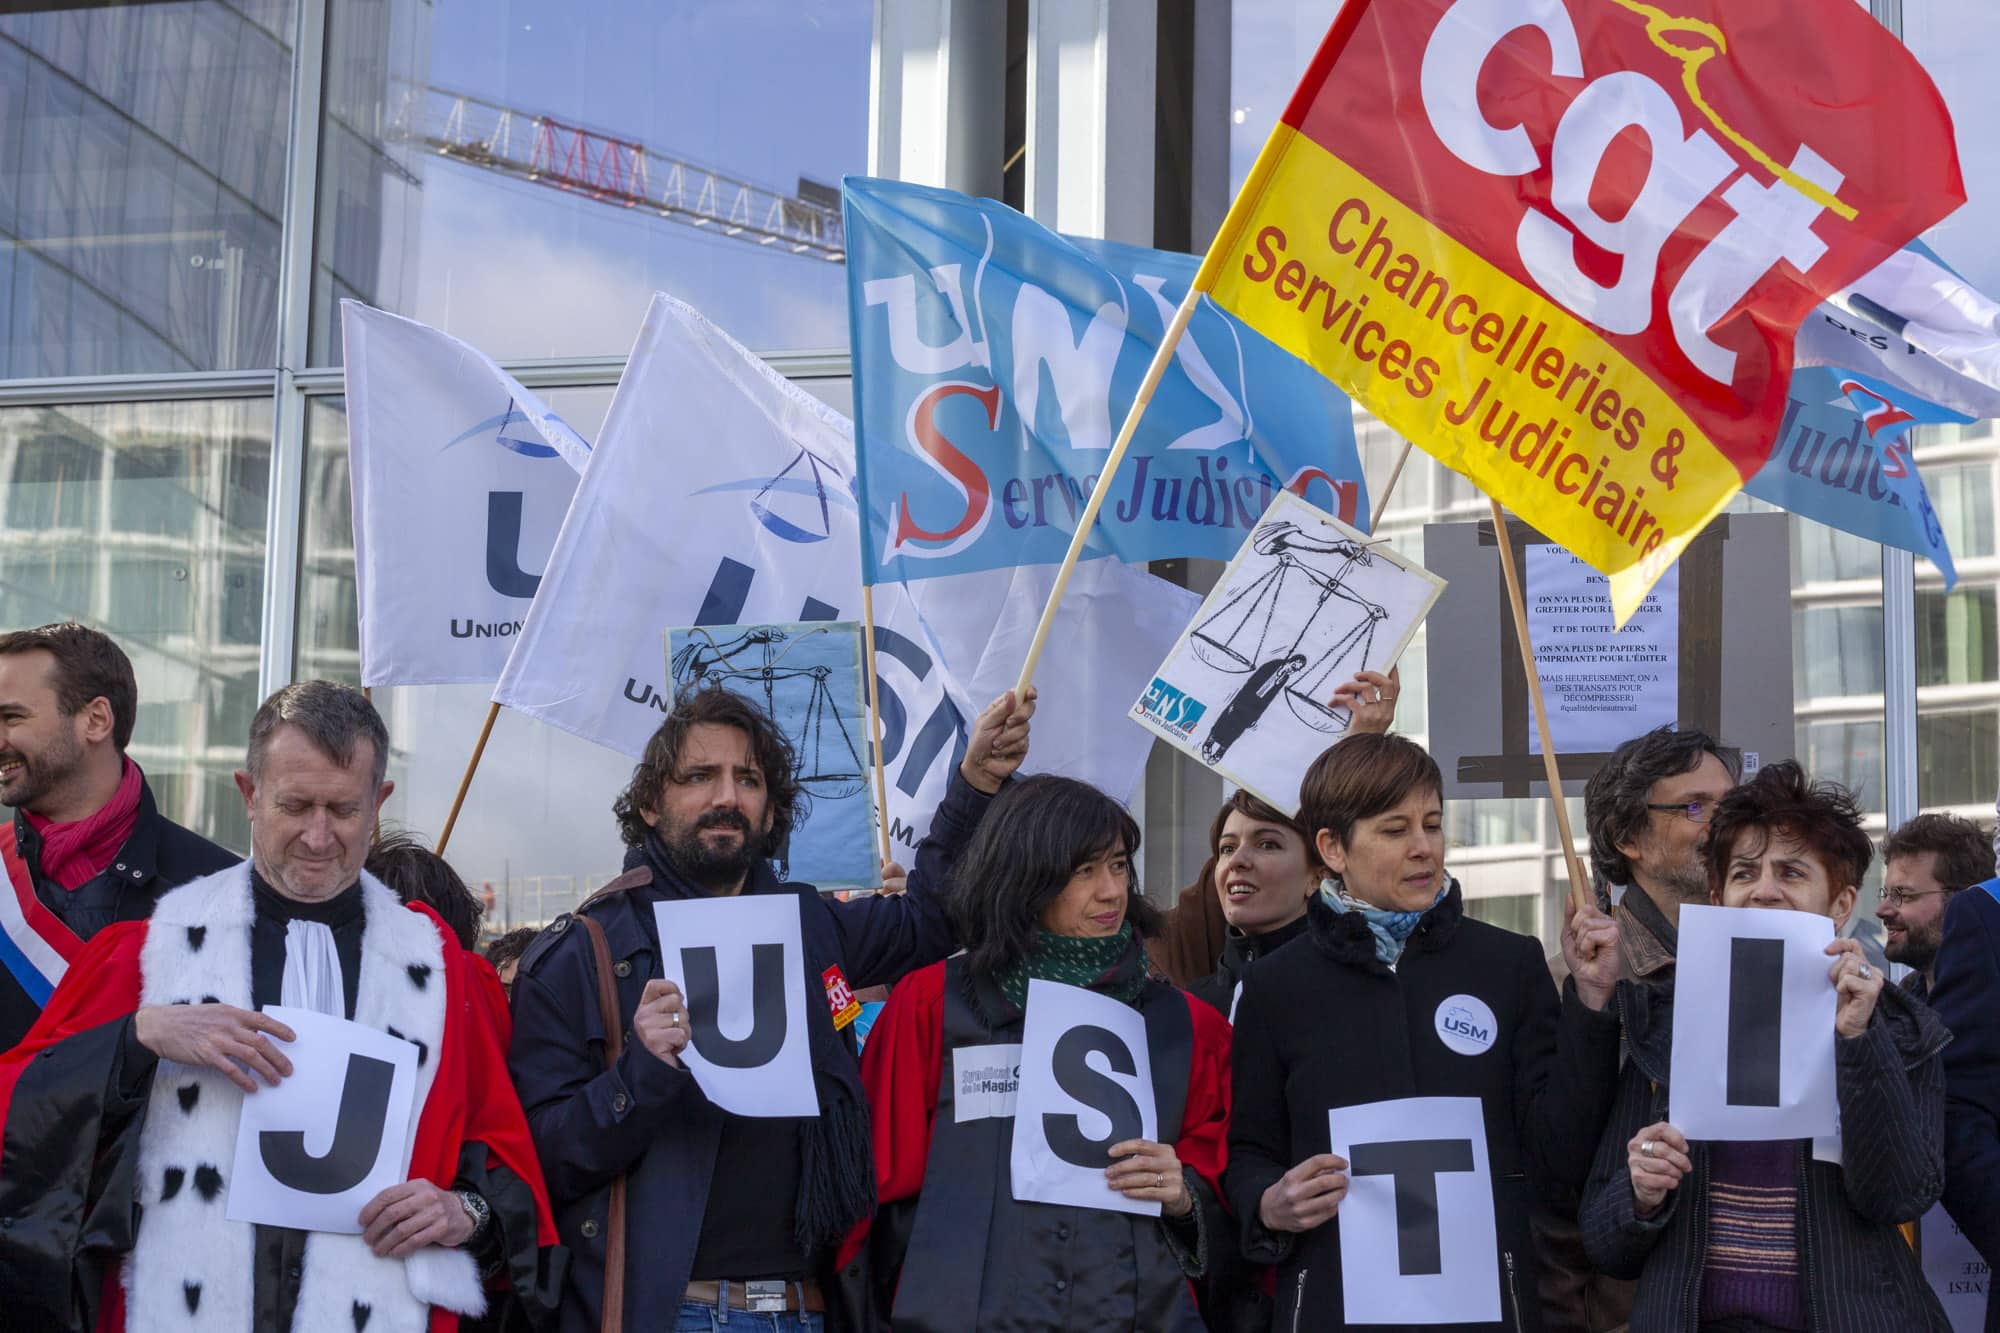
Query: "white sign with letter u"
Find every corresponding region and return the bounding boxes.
[653,894,818,1118]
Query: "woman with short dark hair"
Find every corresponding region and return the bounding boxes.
[1580,761,1951,1330]
[855,774,1231,1331]
[1226,733,1624,1332]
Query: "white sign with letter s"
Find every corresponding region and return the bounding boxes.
[1010,979,1159,1217]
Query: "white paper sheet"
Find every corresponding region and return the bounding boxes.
[1524,545,1679,755]
[1010,979,1159,1217]
[1924,1203,1991,1332]
[953,1043,1022,1124]
[653,895,819,1118]
[1669,905,1838,1140]
[1326,1096,1500,1326]
[226,1006,421,1234]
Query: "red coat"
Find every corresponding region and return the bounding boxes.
[841,958,1233,1270]
[0,900,556,1333]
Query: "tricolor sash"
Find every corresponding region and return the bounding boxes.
[0,823,80,1007]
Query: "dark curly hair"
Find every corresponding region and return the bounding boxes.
[1584,726,1741,888]
[949,774,1162,981]
[612,683,805,851]
[1702,760,1873,896]
[1882,812,1995,892]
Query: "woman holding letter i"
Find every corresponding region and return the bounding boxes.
[1225,733,1625,1333]
[851,775,1233,1332]
[1580,762,1951,1331]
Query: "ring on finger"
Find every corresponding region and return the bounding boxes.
[1859,963,1873,980]
[1641,1139,1655,1156]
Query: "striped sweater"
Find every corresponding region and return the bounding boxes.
[1701,1139,1807,1329]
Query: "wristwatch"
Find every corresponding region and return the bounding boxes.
[455,1189,492,1244]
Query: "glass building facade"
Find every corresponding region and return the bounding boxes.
[2,0,1991,948]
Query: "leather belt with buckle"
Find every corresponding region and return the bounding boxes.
[683,1278,826,1314]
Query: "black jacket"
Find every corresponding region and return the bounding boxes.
[507,771,992,1333]
[1186,913,1308,1020]
[1226,882,1622,1333]
[1578,975,1951,1332]
[1929,882,2000,1331]
[0,779,237,1051]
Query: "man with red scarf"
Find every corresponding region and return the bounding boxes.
[0,624,238,1050]
[0,681,561,1332]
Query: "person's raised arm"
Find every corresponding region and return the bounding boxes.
[835,687,1037,988]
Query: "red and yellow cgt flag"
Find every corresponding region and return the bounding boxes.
[1197,0,1963,619]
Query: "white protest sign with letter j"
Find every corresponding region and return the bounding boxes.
[1010,978,1159,1217]
[1669,904,1838,1141]
[226,1006,421,1233]
[653,894,819,1118]
[1327,1096,1500,1326]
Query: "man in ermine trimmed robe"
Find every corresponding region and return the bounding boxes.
[0,680,561,1332]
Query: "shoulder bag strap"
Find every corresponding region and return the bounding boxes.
[579,913,628,1333]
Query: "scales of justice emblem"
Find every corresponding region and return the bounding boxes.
[1190,520,1389,765]
[671,626,867,801]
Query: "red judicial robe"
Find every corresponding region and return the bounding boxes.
[0,866,559,1333]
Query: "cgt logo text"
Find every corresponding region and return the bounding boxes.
[1137,677,1207,737]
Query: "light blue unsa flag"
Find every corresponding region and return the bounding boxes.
[843,176,1369,584]
[1745,365,1962,587]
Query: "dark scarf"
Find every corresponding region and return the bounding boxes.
[991,924,1151,1015]
[628,835,875,1256]
[1216,911,1310,984]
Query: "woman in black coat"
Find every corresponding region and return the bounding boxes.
[1579,763,1950,1332]
[1225,733,1624,1332]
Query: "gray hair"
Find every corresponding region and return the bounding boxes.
[1583,725,1742,888]
[246,680,390,789]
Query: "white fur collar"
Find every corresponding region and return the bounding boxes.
[124,862,484,1331]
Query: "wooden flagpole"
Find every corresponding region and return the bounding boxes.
[435,700,501,857]
[861,585,894,871]
[1488,497,1591,912]
[1369,440,1414,533]
[362,686,382,846]
[1013,287,1205,696]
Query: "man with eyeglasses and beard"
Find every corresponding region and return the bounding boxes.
[1538,725,1741,1333]
[1876,813,1993,999]
[508,681,1034,1333]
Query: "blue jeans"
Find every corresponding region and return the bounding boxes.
[673,1296,824,1333]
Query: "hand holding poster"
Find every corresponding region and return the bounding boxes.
[1326,1096,1499,1326]
[664,621,875,889]
[226,1006,421,1233]
[1669,905,1837,1141]
[1130,490,1444,814]
[653,895,819,1118]
[1010,978,1159,1217]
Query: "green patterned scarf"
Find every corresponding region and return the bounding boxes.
[995,923,1150,1013]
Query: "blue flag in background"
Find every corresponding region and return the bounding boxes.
[843,176,1368,584]
[1745,366,1962,586]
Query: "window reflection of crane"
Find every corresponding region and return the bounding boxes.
[1191,521,1390,736]
[394,85,846,262]
[672,626,866,799]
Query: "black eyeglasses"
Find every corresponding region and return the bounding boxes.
[1645,799,1715,824]
[1880,886,1959,908]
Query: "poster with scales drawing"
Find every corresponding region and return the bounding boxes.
[664,620,876,890]
[1129,491,1446,816]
